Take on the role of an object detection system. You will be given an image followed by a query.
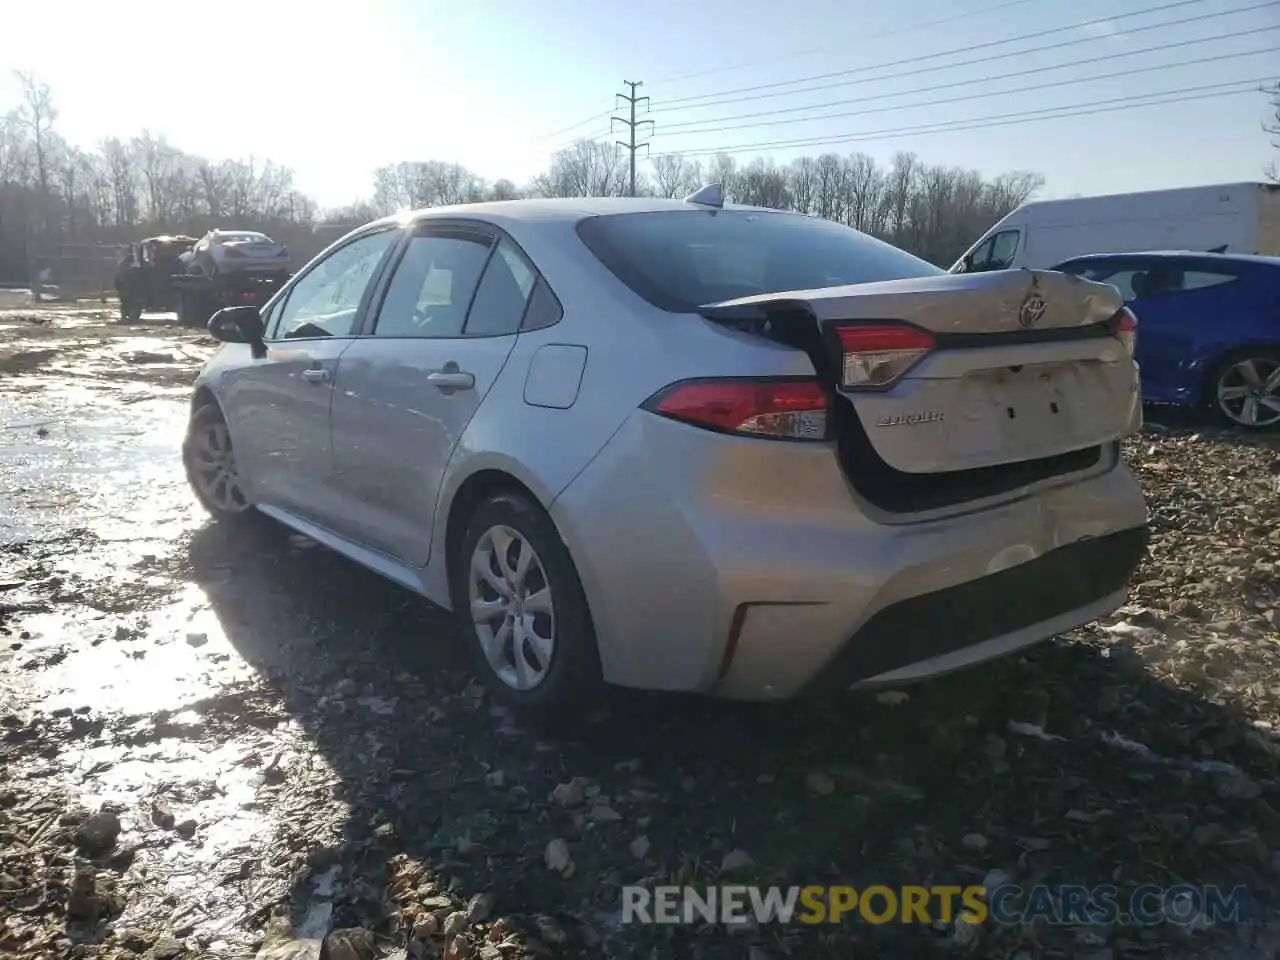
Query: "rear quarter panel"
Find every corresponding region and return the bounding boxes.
[422,216,818,602]
[1179,265,1280,405]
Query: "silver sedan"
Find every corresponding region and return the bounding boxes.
[182,193,1149,713]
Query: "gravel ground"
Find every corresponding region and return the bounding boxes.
[2,306,1280,960]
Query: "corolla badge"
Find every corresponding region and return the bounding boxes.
[876,411,945,427]
[1019,291,1048,328]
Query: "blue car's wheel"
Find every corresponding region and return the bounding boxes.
[1211,349,1280,430]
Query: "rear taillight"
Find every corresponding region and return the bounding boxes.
[830,322,935,390]
[1111,306,1137,356]
[642,378,829,440]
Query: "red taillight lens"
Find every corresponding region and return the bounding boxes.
[1111,306,1137,356]
[831,322,934,389]
[644,378,829,440]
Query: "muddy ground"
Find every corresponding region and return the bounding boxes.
[2,305,1280,960]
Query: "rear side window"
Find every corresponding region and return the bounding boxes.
[576,210,943,312]
[1180,270,1237,291]
[464,238,536,337]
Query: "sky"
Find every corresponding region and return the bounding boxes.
[0,0,1276,209]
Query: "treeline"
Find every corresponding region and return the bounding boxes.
[1,70,1041,286]
[0,73,319,284]
[358,141,1041,267]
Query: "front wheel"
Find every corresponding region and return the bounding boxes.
[451,493,602,715]
[183,403,254,522]
[1210,350,1280,430]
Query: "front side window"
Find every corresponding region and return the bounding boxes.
[271,228,398,339]
[371,232,493,338]
[986,230,1020,270]
[577,209,941,313]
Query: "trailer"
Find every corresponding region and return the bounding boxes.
[950,181,1280,274]
[171,268,289,327]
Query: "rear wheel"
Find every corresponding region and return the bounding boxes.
[451,492,602,715]
[1210,349,1280,430]
[183,403,253,522]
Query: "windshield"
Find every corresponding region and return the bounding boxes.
[575,209,943,312]
[219,232,271,243]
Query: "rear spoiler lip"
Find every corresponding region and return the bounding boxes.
[698,299,1117,347]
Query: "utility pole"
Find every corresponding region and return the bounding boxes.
[612,81,653,197]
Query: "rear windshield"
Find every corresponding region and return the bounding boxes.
[219,232,270,243]
[575,209,943,312]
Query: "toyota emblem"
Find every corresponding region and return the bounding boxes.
[1019,293,1047,329]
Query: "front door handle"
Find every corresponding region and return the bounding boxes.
[427,370,475,390]
[301,368,330,383]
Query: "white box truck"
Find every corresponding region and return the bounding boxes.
[950,181,1280,274]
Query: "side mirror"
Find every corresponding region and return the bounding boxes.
[208,305,264,345]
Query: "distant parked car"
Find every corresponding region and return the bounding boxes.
[1052,251,1280,429]
[182,194,1148,713]
[190,229,289,278]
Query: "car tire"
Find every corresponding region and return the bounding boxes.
[1207,348,1280,431]
[452,492,603,716]
[182,403,257,524]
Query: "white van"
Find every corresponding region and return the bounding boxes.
[950,181,1280,274]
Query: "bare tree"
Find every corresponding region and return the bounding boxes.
[14,72,57,235]
[532,140,627,198]
[650,154,703,199]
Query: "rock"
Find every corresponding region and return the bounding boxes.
[118,928,154,951]
[148,940,186,960]
[806,772,836,796]
[184,632,207,647]
[550,780,585,808]
[333,678,358,697]
[629,835,651,860]
[720,848,754,873]
[588,803,622,823]
[466,892,494,923]
[960,833,988,852]
[174,819,198,839]
[1215,775,1262,800]
[483,770,504,788]
[151,797,175,830]
[323,928,375,960]
[545,838,573,876]
[412,914,439,939]
[74,810,121,854]
[443,911,468,937]
[67,863,101,920]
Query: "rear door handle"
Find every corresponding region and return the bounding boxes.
[301,368,330,383]
[427,371,475,390]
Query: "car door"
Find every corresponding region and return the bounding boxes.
[218,226,401,524]
[328,222,538,566]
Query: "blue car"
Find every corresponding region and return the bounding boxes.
[1052,251,1280,430]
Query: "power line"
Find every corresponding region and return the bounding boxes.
[648,0,1051,86]
[612,81,654,197]
[651,0,1267,111]
[657,44,1277,139]
[535,107,616,145]
[655,25,1274,131]
[653,78,1267,158]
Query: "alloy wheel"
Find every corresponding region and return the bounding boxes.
[1216,356,1280,428]
[188,419,248,513]
[468,525,556,691]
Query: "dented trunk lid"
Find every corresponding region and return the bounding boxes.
[704,268,1139,475]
